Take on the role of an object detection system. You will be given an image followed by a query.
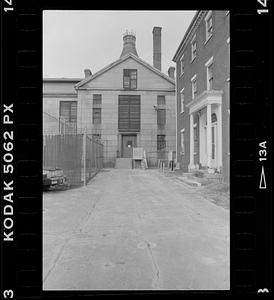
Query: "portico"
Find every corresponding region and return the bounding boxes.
[186,90,223,172]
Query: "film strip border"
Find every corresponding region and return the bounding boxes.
[231,6,272,294]
[1,2,272,298]
[1,3,42,298]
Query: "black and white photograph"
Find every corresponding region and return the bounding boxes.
[42,10,230,290]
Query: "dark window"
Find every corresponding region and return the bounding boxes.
[93,108,101,124]
[157,135,166,151]
[157,109,166,128]
[123,69,137,90]
[157,95,165,106]
[118,95,140,131]
[93,94,102,105]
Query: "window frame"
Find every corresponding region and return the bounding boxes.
[190,34,197,62]
[180,54,185,76]
[180,129,185,154]
[205,56,214,90]
[157,95,166,106]
[205,10,213,42]
[191,74,197,100]
[180,88,185,113]
[59,101,77,123]
[123,69,137,90]
[92,107,101,124]
[157,135,166,151]
[157,108,166,128]
[93,94,102,106]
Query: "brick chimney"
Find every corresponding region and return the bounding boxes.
[120,31,138,58]
[153,27,162,71]
[84,69,92,78]
[168,66,175,79]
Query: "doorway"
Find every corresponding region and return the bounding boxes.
[122,135,137,158]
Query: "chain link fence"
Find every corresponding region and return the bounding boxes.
[43,113,103,187]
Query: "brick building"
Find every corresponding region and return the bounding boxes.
[172,11,230,182]
[43,27,176,168]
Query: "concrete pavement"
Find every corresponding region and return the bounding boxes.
[43,169,229,290]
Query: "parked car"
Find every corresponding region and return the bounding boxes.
[43,167,68,190]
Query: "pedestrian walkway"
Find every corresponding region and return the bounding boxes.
[43,169,229,290]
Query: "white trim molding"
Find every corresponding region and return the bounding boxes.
[186,89,223,115]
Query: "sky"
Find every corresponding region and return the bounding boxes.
[43,10,196,78]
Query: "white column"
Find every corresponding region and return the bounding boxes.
[206,104,212,168]
[189,113,194,170]
[217,104,222,170]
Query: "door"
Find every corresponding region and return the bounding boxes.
[122,135,137,158]
[211,123,217,168]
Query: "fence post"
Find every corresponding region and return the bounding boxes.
[83,129,87,186]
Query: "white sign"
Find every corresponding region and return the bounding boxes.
[133,147,144,159]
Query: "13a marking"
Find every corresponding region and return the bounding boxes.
[259,141,267,189]
[259,141,267,162]
[3,0,14,12]
[257,0,269,14]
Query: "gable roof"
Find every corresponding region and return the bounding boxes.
[75,53,175,89]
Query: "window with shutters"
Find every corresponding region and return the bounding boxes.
[157,135,166,151]
[157,109,166,129]
[123,69,137,90]
[118,95,140,131]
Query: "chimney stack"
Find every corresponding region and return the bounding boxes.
[153,27,162,71]
[84,69,92,78]
[120,31,138,58]
[168,66,175,79]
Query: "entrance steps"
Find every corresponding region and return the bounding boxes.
[115,158,132,169]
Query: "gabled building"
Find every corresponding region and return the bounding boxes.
[172,11,230,182]
[43,27,176,168]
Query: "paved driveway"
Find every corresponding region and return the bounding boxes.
[43,169,229,290]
